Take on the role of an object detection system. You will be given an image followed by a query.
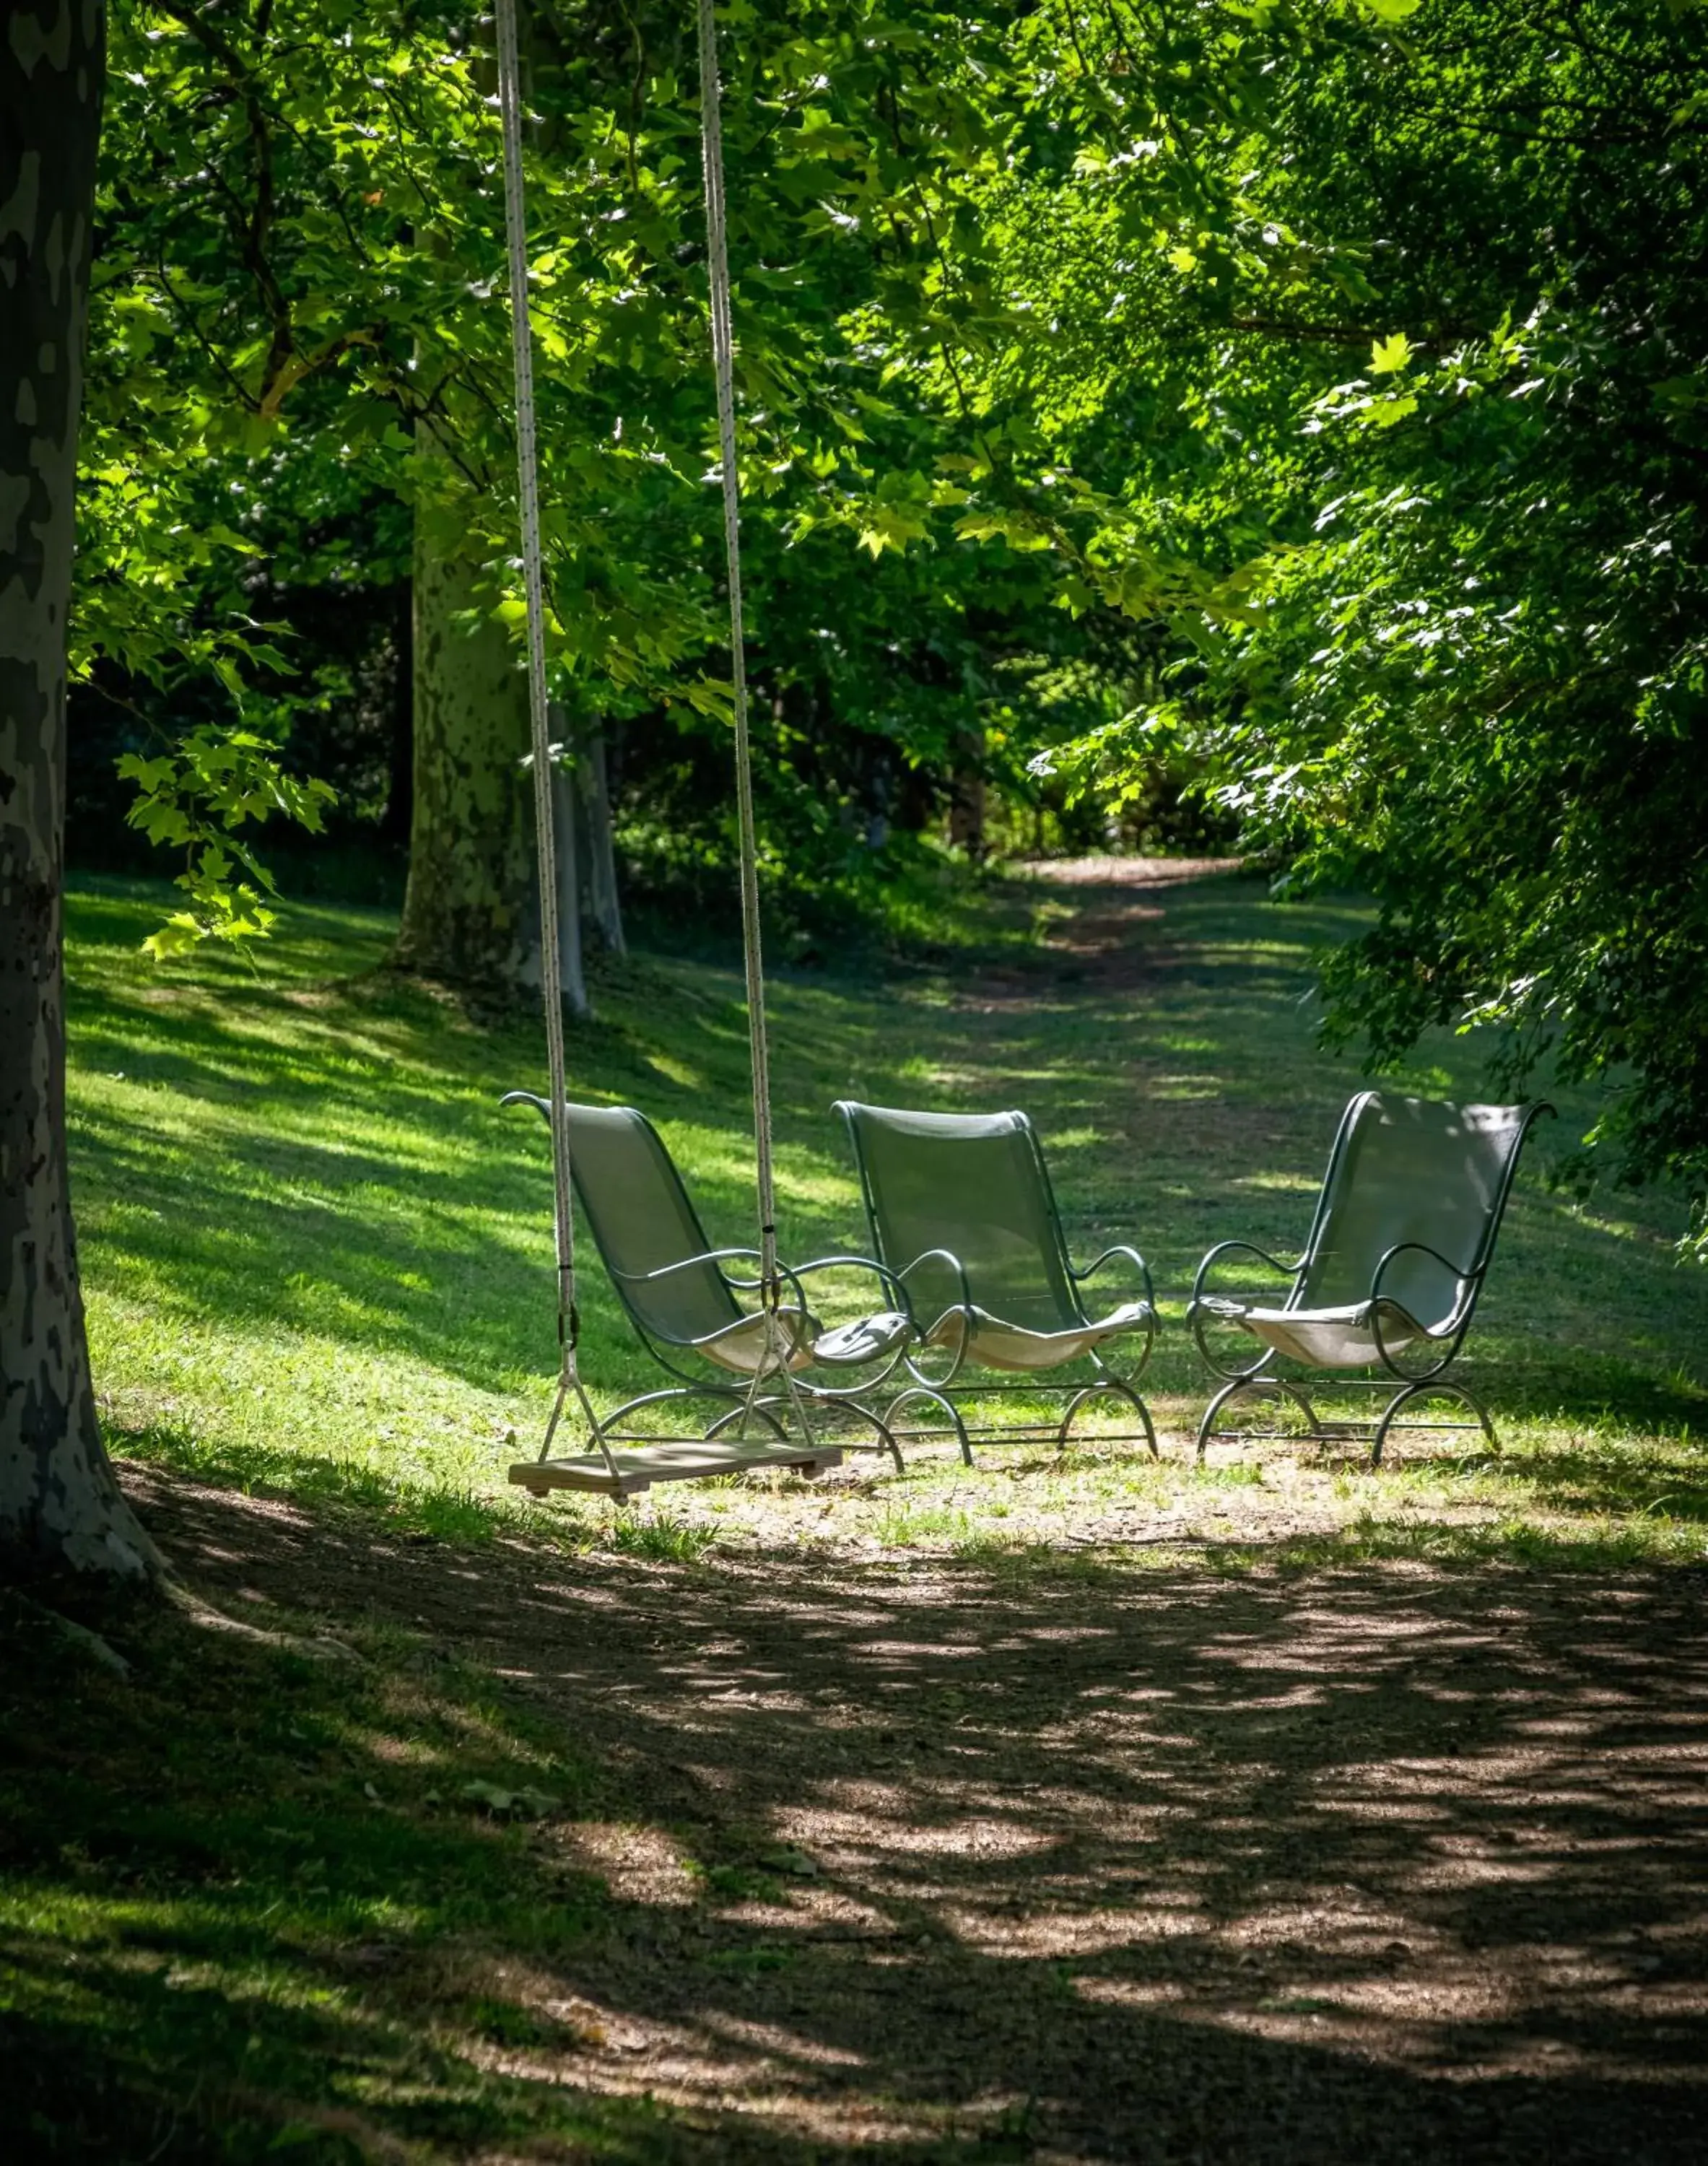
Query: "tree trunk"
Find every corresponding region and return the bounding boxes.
[578,732,626,956]
[0,1,159,1580]
[947,736,988,862]
[551,759,589,1014]
[393,517,536,987]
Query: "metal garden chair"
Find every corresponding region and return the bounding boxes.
[833,1101,1159,1461]
[505,1093,921,1486]
[1189,1090,1550,1465]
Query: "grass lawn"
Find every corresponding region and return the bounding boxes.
[61,861,1708,1565]
[3,861,1706,2162]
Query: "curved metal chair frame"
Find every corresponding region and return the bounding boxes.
[835,1102,1160,1464]
[505,1094,962,1475]
[569,1243,945,1474]
[1189,1094,1551,1467]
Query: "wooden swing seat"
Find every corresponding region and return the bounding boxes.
[510,1437,843,1500]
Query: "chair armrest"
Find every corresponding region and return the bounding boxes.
[1068,1244,1157,1317]
[894,1247,974,1319]
[1369,1242,1479,1332]
[1188,1239,1302,1381]
[1359,1241,1481,1378]
[615,1249,810,1323]
[653,1248,815,1317]
[610,1245,764,1287]
[617,1248,814,1355]
[1189,1239,1304,1309]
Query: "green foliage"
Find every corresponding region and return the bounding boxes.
[75,0,1708,1238]
[79,2,1268,939]
[116,731,336,955]
[964,0,1708,1245]
[84,1,1061,933]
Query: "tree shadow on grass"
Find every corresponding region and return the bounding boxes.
[66,874,1708,1435]
[6,1466,1705,2162]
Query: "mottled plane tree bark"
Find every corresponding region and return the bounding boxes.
[393,510,596,1009]
[1,0,158,1578]
[392,510,539,989]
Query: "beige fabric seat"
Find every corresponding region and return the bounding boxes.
[1231,1298,1431,1370]
[698,1305,912,1375]
[923,1298,1156,1373]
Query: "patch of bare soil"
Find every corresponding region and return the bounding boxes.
[959,858,1253,1017]
[130,1461,1708,2163]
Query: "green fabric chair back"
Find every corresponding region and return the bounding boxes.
[1298,1093,1534,1329]
[835,1102,1081,1333]
[518,1098,741,1346]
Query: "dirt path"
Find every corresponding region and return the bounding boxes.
[948,861,1231,1019]
[66,858,1707,2160]
[132,1462,1708,2163]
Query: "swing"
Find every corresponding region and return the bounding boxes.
[494,0,905,1500]
[502,1090,918,1495]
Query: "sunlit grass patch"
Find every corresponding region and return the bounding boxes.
[601,1508,719,1565]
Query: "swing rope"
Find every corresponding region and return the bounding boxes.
[494,0,607,1471]
[696,0,783,1314]
[496,0,797,1466]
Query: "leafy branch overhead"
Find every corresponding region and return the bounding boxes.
[116,734,336,957]
[80,0,1708,1243]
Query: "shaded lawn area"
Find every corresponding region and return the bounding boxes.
[6,861,1707,2160]
[4,1481,1706,2162]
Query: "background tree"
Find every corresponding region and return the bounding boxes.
[78,3,1168,976]
[866,0,1708,1245]
[1092,1,1708,1241]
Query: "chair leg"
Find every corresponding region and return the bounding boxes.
[1372,1378,1498,1469]
[1197,1375,1311,1461]
[1198,1376,1255,1461]
[596,1383,768,1438]
[703,1399,792,1445]
[883,1386,972,1466]
[822,1397,907,1473]
[1058,1378,1159,1458]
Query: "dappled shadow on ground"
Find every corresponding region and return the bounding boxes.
[51,1461,1702,2162]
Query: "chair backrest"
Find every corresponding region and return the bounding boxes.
[513,1097,739,1345]
[835,1102,1082,1332]
[1297,1092,1539,1329]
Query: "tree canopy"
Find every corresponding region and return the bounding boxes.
[69,0,1708,1238]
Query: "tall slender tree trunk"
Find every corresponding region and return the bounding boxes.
[1,0,159,1580]
[947,748,987,861]
[393,513,536,987]
[380,574,414,850]
[579,733,625,956]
